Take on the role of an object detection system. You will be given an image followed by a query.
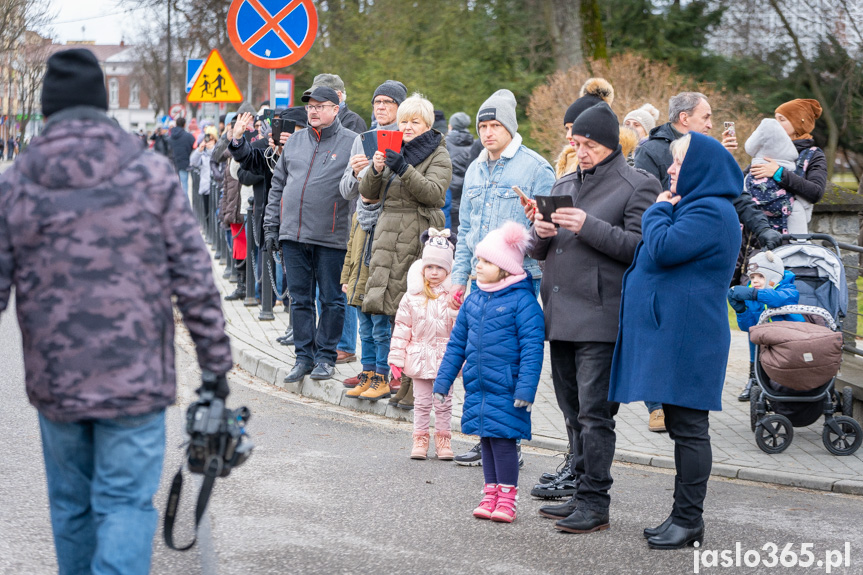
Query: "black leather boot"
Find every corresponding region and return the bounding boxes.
[647,521,704,549]
[224,263,245,301]
[643,515,673,539]
[738,361,755,401]
[538,496,578,519]
[554,508,610,534]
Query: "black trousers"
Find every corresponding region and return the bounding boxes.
[549,341,618,512]
[662,403,711,529]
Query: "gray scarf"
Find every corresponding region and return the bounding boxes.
[355,199,382,232]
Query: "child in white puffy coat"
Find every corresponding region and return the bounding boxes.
[388,228,459,461]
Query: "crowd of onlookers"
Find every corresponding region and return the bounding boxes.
[0,47,834,573]
[157,71,828,544]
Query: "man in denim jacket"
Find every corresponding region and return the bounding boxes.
[449,89,555,466]
[450,89,555,298]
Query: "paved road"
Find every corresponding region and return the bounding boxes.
[2,307,863,574]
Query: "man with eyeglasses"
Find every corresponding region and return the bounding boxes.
[339,80,407,201]
[261,86,358,383]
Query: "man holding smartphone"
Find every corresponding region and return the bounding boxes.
[634,92,781,252]
[528,102,660,535]
[448,88,556,466]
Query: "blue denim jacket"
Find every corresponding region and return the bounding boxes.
[452,134,556,286]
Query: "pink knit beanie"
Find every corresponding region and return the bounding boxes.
[421,228,454,274]
[474,221,529,275]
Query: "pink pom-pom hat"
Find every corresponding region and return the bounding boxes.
[474,221,530,275]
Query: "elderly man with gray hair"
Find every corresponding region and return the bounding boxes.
[634,91,781,253]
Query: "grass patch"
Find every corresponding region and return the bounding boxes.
[831,172,859,191]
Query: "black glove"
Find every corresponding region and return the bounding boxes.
[759,228,782,250]
[199,371,230,399]
[264,232,279,254]
[385,149,409,176]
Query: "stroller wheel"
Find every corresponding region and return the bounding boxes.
[749,385,761,432]
[755,414,793,454]
[841,387,855,417]
[822,416,863,456]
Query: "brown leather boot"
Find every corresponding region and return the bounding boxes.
[345,371,374,397]
[388,376,411,406]
[397,377,414,410]
[359,373,391,401]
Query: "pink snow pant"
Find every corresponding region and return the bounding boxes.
[412,377,452,434]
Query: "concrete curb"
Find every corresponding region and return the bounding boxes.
[228,333,863,497]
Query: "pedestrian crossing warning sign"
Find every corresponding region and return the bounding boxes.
[187,49,243,103]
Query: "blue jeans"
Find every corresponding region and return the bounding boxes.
[281,240,346,365]
[39,410,166,575]
[357,308,392,375]
[178,169,189,197]
[443,188,452,229]
[646,401,662,413]
[317,288,357,354]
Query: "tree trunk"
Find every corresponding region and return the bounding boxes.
[768,0,839,179]
[544,0,583,72]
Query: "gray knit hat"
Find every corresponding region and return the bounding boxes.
[476,89,518,137]
[449,112,470,131]
[237,101,257,115]
[623,103,660,135]
[372,80,407,106]
[748,251,785,288]
[304,73,345,97]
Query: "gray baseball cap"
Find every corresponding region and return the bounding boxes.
[303,73,345,98]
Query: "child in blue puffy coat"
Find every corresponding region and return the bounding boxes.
[434,221,545,523]
[728,250,803,401]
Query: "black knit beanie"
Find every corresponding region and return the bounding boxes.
[563,94,602,126]
[279,106,308,129]
[571,103,619,151]
[371,80,408,106]
[41,49,108,117]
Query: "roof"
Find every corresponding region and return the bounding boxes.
[45,43,129,63]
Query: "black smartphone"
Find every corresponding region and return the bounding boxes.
[258,109,275,126]
[272,118,296,145]
[536,195,574,227]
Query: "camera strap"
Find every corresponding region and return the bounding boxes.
[163,457,221,551]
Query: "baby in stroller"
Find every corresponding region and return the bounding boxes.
[728,250,804,402]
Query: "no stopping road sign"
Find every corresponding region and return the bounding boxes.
[227,0,318,69]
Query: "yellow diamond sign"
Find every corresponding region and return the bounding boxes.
[187,49,243,103]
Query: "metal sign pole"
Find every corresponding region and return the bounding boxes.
[269,70,276,110]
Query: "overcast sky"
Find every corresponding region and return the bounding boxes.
[50,0,155,45]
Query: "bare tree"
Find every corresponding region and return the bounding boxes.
[0,0,51,55]
[768,0,841,177]
[14,30,50,146]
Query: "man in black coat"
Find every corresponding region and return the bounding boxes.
[634,92,781,252]
[444,112,474,241]
[168,116,196,196]
[529,103,660,535]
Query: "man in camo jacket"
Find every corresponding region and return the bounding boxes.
[0,49,233,574]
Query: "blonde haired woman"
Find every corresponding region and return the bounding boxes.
[350,94,452,402]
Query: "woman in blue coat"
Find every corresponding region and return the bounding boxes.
[609,132,742,549]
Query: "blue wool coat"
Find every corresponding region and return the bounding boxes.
[609,133,743,412]
[434,275,545,440]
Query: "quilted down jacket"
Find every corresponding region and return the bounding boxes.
[388,260,458,379]
[434,275,545,440]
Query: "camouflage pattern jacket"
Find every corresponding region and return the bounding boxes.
[0,106,233,422]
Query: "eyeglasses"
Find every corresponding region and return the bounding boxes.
[305,104,337,112]
[373,98,397,107]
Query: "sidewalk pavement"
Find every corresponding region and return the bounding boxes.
[210,254,863,496]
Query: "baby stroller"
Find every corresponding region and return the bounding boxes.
[748,233,862,456]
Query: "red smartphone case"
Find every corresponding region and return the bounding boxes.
[377,130,403,154]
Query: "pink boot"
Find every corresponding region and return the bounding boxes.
[491,484,518,523]
[434,431,454,460]
[473,484,498,520]
[410,432,429,460]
